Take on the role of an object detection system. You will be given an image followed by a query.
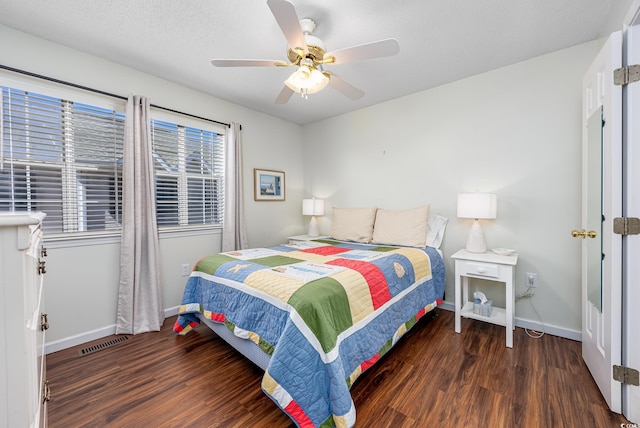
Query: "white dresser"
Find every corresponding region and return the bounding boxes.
[0,212,49,428]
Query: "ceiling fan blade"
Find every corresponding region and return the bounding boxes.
[267,0,308,55]
[327,72,364,100]
[211,59,288,67]
[274,86,294,104]
[325,38,400,64]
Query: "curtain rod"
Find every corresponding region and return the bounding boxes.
[0,64,235,129]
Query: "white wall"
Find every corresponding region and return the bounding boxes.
[0,25,305,350]
[302,41,601,337]
[0,22,608,347]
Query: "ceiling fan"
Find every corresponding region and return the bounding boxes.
[211,0,400,104]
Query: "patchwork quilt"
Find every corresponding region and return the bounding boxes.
[174,239,445,428]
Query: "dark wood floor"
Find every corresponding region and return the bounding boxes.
[46,309,629,427]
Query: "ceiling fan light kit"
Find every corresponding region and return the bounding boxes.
[284,58,330,98]
[210,0,400,104]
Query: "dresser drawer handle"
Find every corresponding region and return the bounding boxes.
[40,313,49,331]
[38,260,46,275]
[477,267,486,273]
[42,380,52,404]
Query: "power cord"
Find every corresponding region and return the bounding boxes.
[515,287,545,339]
[515,287,535,300]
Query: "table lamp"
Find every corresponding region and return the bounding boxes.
[457,193,497,253]
[302,198,324,237]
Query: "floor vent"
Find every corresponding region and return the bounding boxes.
[77,336,129,357]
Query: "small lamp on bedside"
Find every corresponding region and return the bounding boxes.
[302,198,324,237]
[457,193,497,253]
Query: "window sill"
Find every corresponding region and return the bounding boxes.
[44,225,221,249]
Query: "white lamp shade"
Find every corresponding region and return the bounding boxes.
[302,198,324,216]
[457,193,497,219]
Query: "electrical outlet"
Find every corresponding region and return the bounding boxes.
[181,263,191,277]
[525,272,538,288]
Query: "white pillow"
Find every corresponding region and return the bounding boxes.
[426,213,448,249]
[372,205,430,247]
[330,207,378,243]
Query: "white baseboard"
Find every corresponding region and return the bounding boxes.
[45,324,117,355]
[46,302,582,355]
[438,300,582,342]
[45,305,183,355]
[164,305,180,318]
[438,301,455,312]
[514,317,582,342]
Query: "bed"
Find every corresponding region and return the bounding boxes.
[174,206,447,428]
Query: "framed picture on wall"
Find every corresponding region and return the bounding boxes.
[254,168,285,201]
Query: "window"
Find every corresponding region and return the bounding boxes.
[0,87,125,234]
[0,84,225,238]
[151,119,225,227]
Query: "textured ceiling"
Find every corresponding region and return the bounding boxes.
[0,0,614,125]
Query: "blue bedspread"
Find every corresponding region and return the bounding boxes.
[174,239,445,427]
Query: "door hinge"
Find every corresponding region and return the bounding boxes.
[614,64,640,86]
[613,365,640,386]
[613,217,640,235]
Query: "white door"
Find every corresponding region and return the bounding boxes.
[581,31,622,413]
[623,1,640,422]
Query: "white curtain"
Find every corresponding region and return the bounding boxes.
[222,122,248,251]
[116,95,164,334]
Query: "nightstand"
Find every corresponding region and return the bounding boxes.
[451,249,518,348]
[287,234,329,244]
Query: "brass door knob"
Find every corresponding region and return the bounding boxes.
[587,230,597,238]
[572,229,586,238]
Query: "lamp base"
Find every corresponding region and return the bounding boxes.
[465,219,487,253]
[308,216,320,237]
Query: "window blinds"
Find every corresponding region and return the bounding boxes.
[0,87,125,234]
[1,85,225,237]
[151,119,225,227]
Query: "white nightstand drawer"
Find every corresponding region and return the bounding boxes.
[464,261,500,278]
